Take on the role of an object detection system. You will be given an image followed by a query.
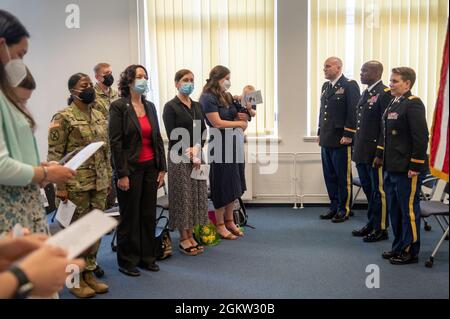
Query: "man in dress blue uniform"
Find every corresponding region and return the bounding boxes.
[352,61,393,242]
[318,57,360,223]
[376,67,428,265]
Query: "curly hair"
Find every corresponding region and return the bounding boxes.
[118,64,148,98]
[202,65,232,107]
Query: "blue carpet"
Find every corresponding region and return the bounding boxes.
[59,206,449,299]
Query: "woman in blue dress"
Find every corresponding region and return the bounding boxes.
[199,66,249,240]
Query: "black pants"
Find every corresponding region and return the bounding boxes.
[116,160,158,269]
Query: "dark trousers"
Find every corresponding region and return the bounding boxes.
[116,160,158,269]
[384,172,421,256]
[106,179,117,209]
[356,163,389,231]
[321,146,353,216]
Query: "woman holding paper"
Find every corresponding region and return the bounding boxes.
[47,72,111,298]
[163,69,208,256]
[109,65,166,276]
[0,10,75,236]
[199,65,248,240]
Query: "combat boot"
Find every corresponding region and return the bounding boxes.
[69,273,96,298]
[83,271,109,294]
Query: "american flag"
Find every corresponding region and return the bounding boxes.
[430,20,449,182]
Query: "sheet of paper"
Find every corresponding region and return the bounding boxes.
[105,206,120,217]
[55,200,77,228]
[244,90,263,105]
[40,188,49,208]
[46,210,118,259]
[12,223,25,238]
[191,164,210,180]
[64,142,104,171]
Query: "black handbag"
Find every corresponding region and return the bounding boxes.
[154,215,172,260]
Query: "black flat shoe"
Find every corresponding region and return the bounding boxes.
[119,267,141,277]
[331,214,348,223]
[382,251,400,260]
[352,225,373,237]
[139,262,160,272]
[390,253,419,265]
[320,211,336,220]
[363,230,389,243]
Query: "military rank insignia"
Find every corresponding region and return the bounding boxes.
[388,112,399,120]
[335,87,345,94]
[367,94,379,104]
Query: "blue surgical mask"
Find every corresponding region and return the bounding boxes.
[133,78,149,95]
[179,82,194,96]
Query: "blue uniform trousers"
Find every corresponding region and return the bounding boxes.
[384,172,421,256]
[321,146,353,216]
[356,163,389,231]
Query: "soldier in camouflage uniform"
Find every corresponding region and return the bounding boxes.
[47,73,111,298]
[93,63,119,214]
[93,62,119,119]
[91,63,119,278]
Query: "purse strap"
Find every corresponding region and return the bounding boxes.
[155,215,169,229]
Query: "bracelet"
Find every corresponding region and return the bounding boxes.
[40,166,48,184]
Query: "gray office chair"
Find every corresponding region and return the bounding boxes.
[420,183,449,268]
[420,174,440,231]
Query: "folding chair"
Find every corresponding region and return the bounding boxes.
[420,174,440,231]
[420,183,449,268]
[351,176,363,209]
[42,183,62,236]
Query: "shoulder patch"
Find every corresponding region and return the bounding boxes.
[347,79,355,82]
[408,96,419,100]
[384,88,391,92]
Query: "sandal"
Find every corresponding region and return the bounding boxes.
[189,237,205,252]
[216,223,238,240]
[179,240,199,256]
[225,219,244,237]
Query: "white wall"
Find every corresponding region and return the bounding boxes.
[251,0,329,204]
[1,0,139,159]
[1,0,335,204]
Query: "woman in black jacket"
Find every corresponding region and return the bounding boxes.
[109,65,166,276]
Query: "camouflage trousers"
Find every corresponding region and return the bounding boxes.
[68,188,108,271]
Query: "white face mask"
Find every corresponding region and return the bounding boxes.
[3,43,27,87]
[222,79,231,91]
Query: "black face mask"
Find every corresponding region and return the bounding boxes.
[73,87,96,104]
[102,74,114,87]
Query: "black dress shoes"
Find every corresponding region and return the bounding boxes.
[320,211,336,220]
[352,225,373,237]
[331,213,348,223]
[363,230,389,242]
[382,251,400,260]
[119,267,141,277]
[139,262,160,272]
[390,252,419,265]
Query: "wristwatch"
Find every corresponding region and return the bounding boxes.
[9,266,34,299]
